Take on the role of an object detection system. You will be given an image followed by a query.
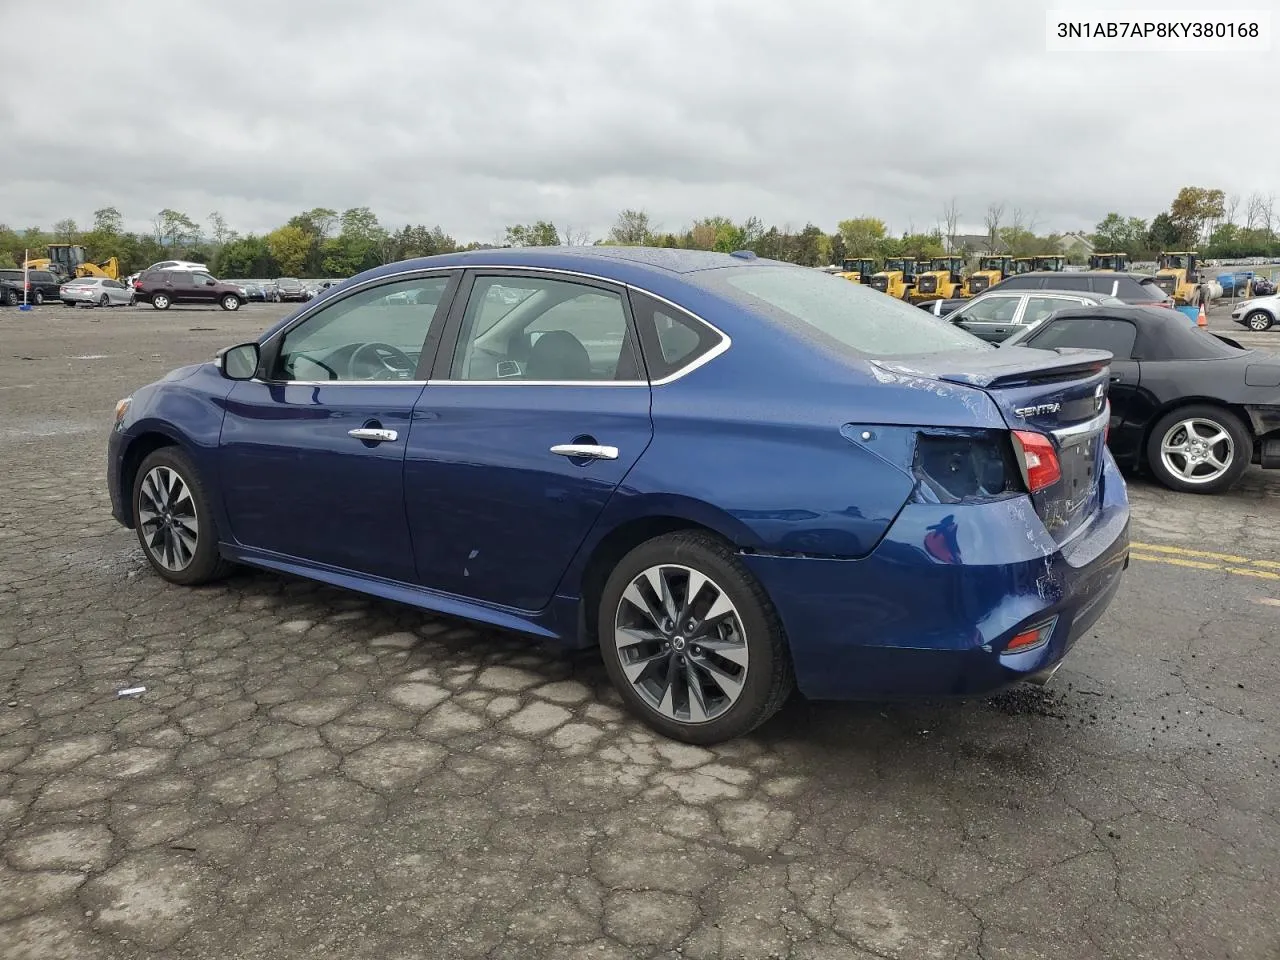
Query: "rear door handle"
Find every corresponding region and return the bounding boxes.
[349,427,398,442]
[550,443,618,461]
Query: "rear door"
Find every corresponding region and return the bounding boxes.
[403,270,653,610]
[951,293,1024,342]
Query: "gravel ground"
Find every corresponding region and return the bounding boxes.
[1,301,1277,959]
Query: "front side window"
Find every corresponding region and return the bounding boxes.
[1027,317,1138,359]
[274,275,450,382]
[192,273,215,285]
[706,265,987,357]
[451,276,638,381]
[956,295,1020,323]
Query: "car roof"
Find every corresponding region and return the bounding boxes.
[1003,270,1156,281]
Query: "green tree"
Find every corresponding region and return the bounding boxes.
[608,209,652,245]
[52,218,79,243]
[92,207,124,236]
[504,220,560,246]
[1168,186,1225,247]
[153,209,199,249]
[214,235,276,277]
[267,225,311,275]
[837,217,889,257]
[207,211,235,247]
[1148,212,1181,251]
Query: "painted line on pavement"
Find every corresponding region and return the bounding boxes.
[1130,541,1280,581]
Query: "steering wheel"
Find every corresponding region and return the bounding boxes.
[347,342,416,380]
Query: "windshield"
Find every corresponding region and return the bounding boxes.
[707,265,990,358]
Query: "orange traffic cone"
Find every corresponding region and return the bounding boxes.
[1197,303,1207,327]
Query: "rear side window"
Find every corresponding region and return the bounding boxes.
[1027,316,1138,359]
[705,265,989,357]
[995,275,1037,290]
[1046,276,1092,292]
[629,291,724,380]
[1118,277,1168,301]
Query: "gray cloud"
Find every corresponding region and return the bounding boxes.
[1,0,1273,242]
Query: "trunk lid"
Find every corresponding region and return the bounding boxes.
[872,346,1112,544]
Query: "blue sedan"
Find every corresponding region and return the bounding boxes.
[107,247,1131,744]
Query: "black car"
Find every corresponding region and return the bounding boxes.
[274,278,309,302]
[132,270,246,311]
[0,268,61,305]
[1003,304,1280,493]
[986,270,1175,307]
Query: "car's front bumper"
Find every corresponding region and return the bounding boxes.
[743,450,1131,700]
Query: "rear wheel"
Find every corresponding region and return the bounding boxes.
[1146,404,1250,494]
[597,531,794,744]
[1246,310,1274,331]
[152,293,171,310]
[33,291,44,305]
[99,294,109,307]
[131,447,233,585]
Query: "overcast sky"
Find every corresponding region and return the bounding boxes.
[1,0,1274,243]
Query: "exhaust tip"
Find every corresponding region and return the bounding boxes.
[1025,662,1064,688]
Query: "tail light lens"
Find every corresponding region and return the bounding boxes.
[912,431,1021,502]
[1011,430,1062,493]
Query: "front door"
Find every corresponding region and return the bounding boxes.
[404,271,654,610]
[951,293,1023,342]
[218,272,457,581]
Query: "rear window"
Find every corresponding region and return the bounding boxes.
[707,265,990,357]
[1026,316,1138,359]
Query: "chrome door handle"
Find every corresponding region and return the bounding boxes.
[550,443,618,460]
[349,427,398,442]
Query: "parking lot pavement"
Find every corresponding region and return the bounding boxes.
[2,304,1278,960]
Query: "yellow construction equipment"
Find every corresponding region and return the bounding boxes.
[23,244,121,282]
[1032,255,1066,272]
[963,255,1013,297]
[836,257,877,283]
[867,257,923,300]
[911,257,966,301]
[1088,253,1131,272]
[1156,251,1202,305]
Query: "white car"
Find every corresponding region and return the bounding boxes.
[59,277,135,307]
[1230,295,1277,331]
[126,260,209,286]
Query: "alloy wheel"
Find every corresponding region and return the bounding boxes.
[137,466,200,571]
[613,564,749,724]
[1248,311,1272,331]
[1159,417,1234,485]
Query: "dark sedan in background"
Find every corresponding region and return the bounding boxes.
[106,248,1129,744]
[1004,304,1280,493]
[985,270,1176,308]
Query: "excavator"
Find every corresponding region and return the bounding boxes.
[963,255,1013,296]
[867,257,922,300]
[1156,251,1202,305]
[1089,253,1131,272]
[836,257,877,283]
[23,244,121,282]
[911,257,965,301]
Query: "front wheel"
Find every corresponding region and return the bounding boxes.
[1146,404,1251,494]
[1245,310,1274,331]
[131,447,233,585]
[220,294,241,311]
[152,293,171,310]
[597,531,794,744]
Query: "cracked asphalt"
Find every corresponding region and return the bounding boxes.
[1,302,1278,960]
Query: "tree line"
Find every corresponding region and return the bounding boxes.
[2,184,1276,280]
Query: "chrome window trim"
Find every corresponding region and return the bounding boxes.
[258,264,731,388]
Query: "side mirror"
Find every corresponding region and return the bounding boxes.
[218,342,260,380]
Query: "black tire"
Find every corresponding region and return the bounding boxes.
[597,531,794,744]
[3,288,16,306]
[99,294,109,307]
[1145,404,1251,495]
[1245,310,1274,332]
[152,293,171,310]
[33,291,44,305]
[131,447,233,586]
[220,294,241,311]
